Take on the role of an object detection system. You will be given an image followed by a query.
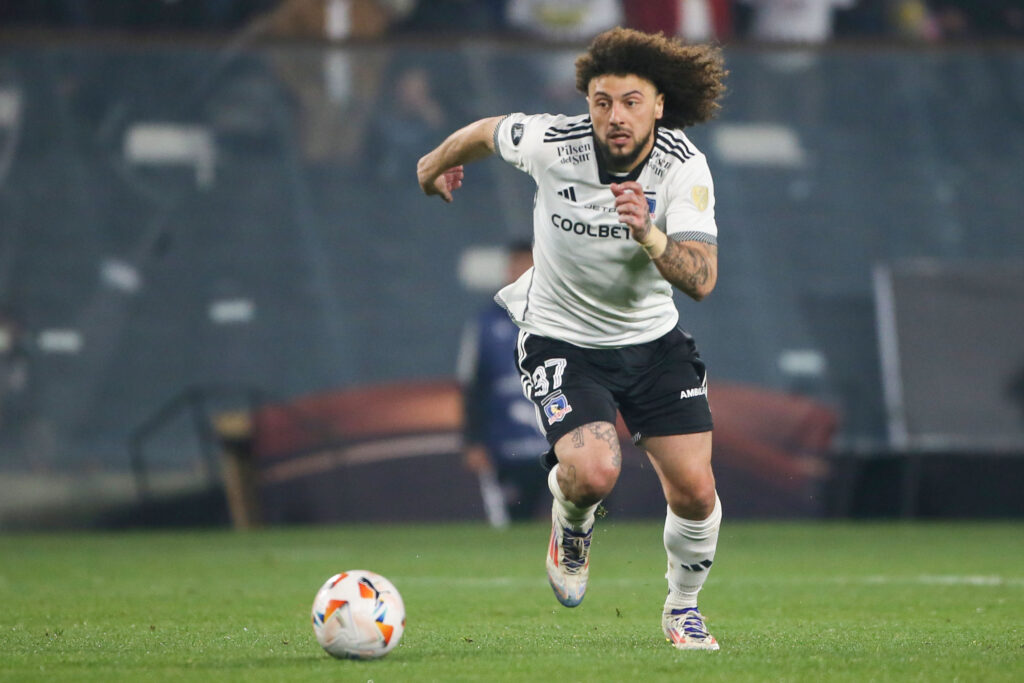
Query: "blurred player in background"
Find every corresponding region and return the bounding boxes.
[418,27,727,650]
[457,239,551,528]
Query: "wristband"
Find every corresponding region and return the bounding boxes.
[640,227,668,259]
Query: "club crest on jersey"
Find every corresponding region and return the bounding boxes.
[543,392,573,424]
[511,123,525,146]
[691,185,709,211]
[645,196,657,215]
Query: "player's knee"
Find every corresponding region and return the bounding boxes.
[666,479,716,520]
[580,459,620,501]
[560,457,619,505]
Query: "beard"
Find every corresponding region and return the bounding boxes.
[596,127,653,173]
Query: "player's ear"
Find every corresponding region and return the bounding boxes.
[654,93,665,120]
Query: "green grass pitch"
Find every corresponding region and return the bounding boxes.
[1,521,1022,682]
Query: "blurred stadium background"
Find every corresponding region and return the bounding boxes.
[0,0,1022,529]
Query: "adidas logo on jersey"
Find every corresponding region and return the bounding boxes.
[557,186,577,202]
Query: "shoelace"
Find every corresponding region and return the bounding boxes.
[667,608,710,639]
[559,527,592,572]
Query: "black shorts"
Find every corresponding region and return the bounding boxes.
[515,327,713,449]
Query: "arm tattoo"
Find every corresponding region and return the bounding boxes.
[654,241,717,301]
[571,427,585,449]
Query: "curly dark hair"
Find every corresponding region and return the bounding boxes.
[575,28,727,130]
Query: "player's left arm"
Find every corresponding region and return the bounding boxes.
[611,181,718,301]
[650,238,717,301]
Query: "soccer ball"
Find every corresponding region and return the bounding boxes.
[311,570,406,659]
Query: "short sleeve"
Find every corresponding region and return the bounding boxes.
[493,112,552,178]
[664,155,717,244]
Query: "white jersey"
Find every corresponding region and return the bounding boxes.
[493,112,718,348]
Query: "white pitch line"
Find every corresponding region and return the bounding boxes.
[866,574,1024,587]
[391,575,1024,588]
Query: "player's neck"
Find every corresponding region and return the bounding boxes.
[595,134,654,184]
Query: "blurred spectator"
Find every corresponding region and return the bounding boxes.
[884,0,942,41]
[456,240,550,526]
[391,0,506,35]
[0,0,278,31]
[366,64,446,182]
[256,0,412,39]
[929,0,1024,39]
[737,0,857,43]
[505,0,622,41]
[623,0,734,42]
[253,0,409,164]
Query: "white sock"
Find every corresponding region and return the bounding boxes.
[664,492,722,609]
[548,465,599,530]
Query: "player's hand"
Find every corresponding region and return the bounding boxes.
[418,163,465,203]
[610,181,653,243]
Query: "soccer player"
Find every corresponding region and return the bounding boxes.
[417,27,727,651]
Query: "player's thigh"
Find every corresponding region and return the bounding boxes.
[553,420,622,498]
[515,331,618,448]
[618,328,713,443]
[517,332,621,497]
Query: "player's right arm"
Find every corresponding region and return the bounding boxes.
[417,116,503,203]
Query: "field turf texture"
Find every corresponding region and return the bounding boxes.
[2,521,1022,682]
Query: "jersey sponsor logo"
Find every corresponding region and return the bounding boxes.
[556,141,591,165]
[680,386,708,399]
[511,122,524,146]
[691,185,709,211]
[557,186,577,202]
[649,150,673,178]
[551,213,632,240]
[542,391,573,424]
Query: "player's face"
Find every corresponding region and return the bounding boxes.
[587,74,664,173]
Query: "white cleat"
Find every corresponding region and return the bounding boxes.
[546,509,592,608]
[662,607,720,651]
